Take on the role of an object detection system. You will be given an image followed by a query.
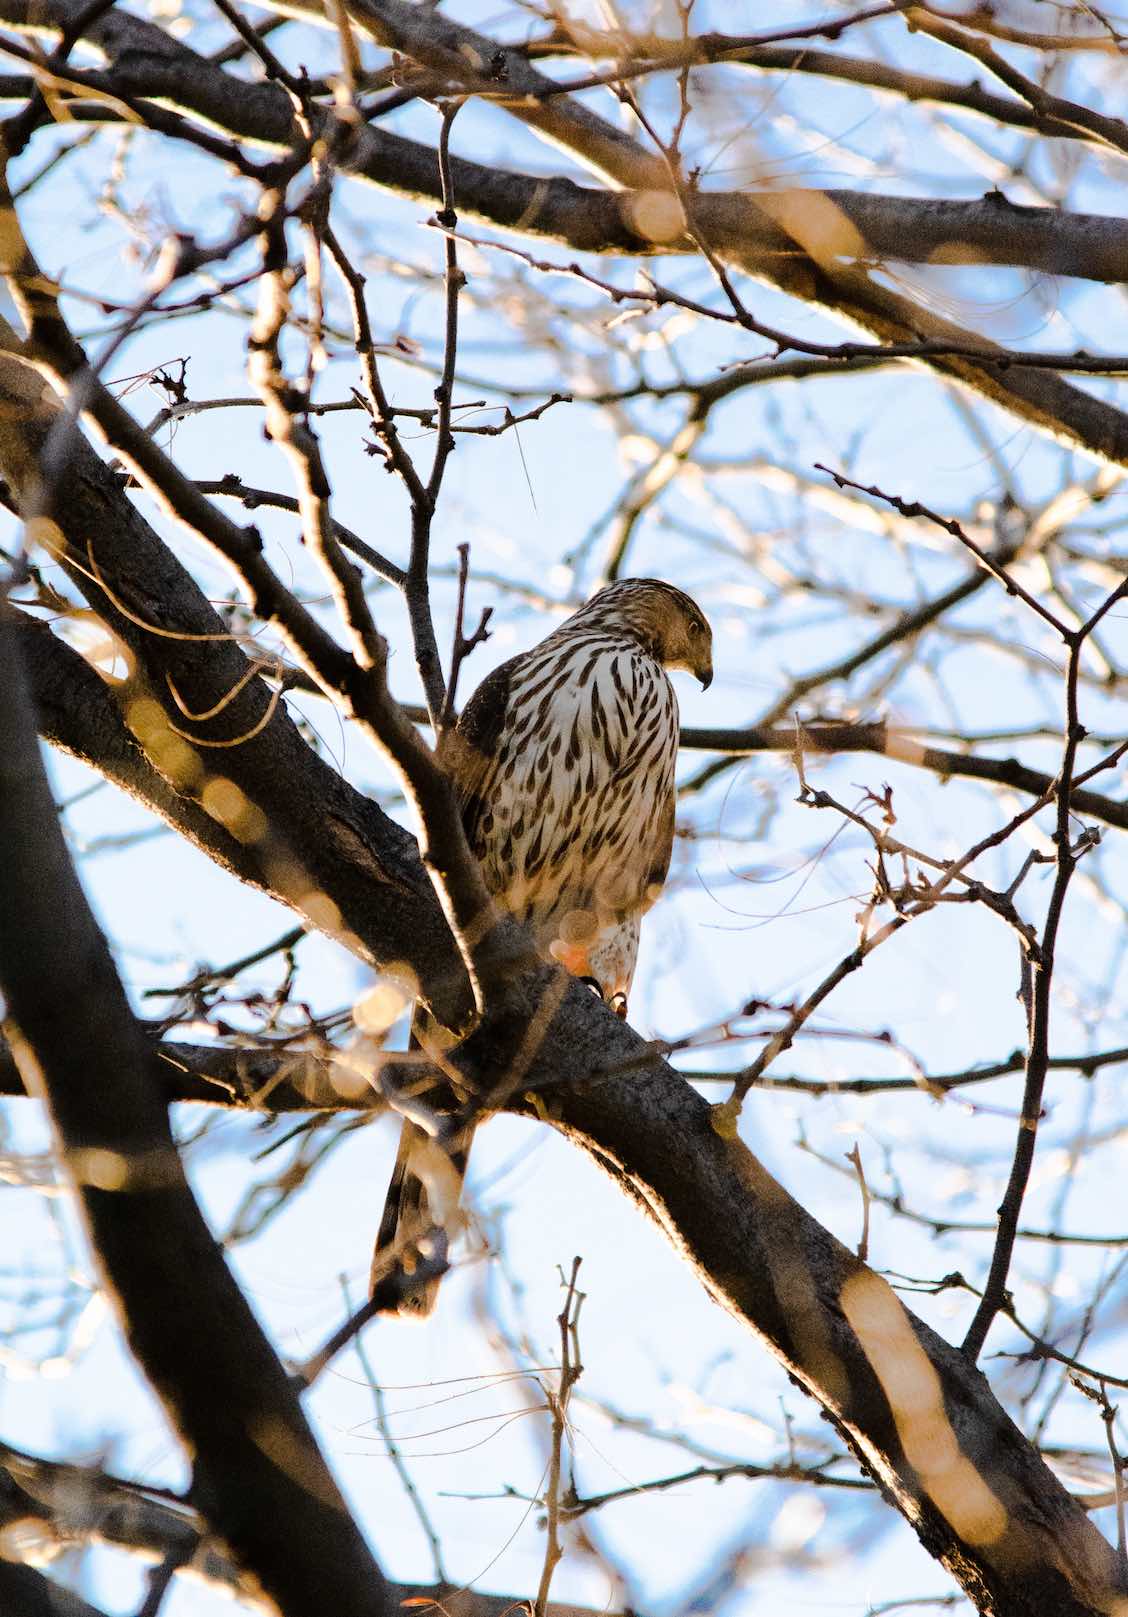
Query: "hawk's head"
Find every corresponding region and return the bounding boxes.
[578,578,713,689]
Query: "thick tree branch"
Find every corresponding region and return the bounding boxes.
[4,980,1124,1612]
[0,1437,613,1617]
[0,338,475,1029]
[329,957,1125,1617]
[15,574,1128,903]
[248,0,1128,469]
[903,6,1128,156]
[0,604,395,1617]
[0,1,1123,282]
[519,986,1125,1615]
[0,205,520,1022]
[678,719,1128,834]
[283,0,674,189]
[0,745,1122,1614]
[17,593,1128,895]
[4,1033,1128,1115]
[2,574,1120,1608]
[0,1031,372,1111]
[11,609,262,885]
[0,9,1121,1602]
[0,0,1127,471]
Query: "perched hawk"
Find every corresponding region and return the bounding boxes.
[371,578,713,1314]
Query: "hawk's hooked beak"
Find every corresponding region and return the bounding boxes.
[697,657,713,691]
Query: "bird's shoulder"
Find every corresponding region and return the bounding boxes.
[456,653,522,759]
[442,653,524,836]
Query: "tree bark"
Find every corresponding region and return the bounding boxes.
[0,10,1123,1602]
[0,342,474,1029]
[0,605,396,1617]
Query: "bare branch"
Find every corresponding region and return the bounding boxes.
[0,335,473,1025]
[534,1257,584,1617]
[0,603,396,1617]
[0,1437,612,1617]
[0,0,1126,469]
[961,597,1127,1359]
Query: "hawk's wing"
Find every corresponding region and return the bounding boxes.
[442,654,519,852]
[646,790,676,900]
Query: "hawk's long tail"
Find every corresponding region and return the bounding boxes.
[370,1022,471,1318]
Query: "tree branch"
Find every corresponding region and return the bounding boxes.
[0,781,1122,1610]
[0,603,395,1617]
[679,719,1128,835]
[526,30,1111,147]
[0,0,1126,469]
[0,195,520,1024]
[0,1437,609,1617]
[10,609,263,885]
[0,336,475,1029]
[371,963,1125,1617]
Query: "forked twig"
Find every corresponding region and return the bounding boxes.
[534,1256,584,1617]
[845,1142,871,1262]
[439,542,492,733]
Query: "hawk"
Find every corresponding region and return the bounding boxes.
[371,578,713,1314]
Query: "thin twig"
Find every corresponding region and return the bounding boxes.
[135,1542,194,1617]
[1072,1376,1128,1568]
[248,188,385,673]
[427,101,464,505]
[960,582,1128,1360]
[401,99,466,728]
[534,1257,584,1617]
[561,1457,872,1517]
[814,465,1068,636]
[439,542,492,734]
[717,744,1059,1125]
[296,1249,450,1387]
[340,1275,449,1585]
[193,474,405,586]
[1103,1384,1128,1575]
[432,223,1128,375]
[845,1142,871,1262]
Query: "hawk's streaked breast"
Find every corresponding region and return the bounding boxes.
[446,581,707,1011]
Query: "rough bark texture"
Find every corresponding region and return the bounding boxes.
[431,977,1127,1617]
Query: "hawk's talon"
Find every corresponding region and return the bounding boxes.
[577,980,630,1017]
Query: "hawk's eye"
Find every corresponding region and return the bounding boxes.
[688,620,700,637]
